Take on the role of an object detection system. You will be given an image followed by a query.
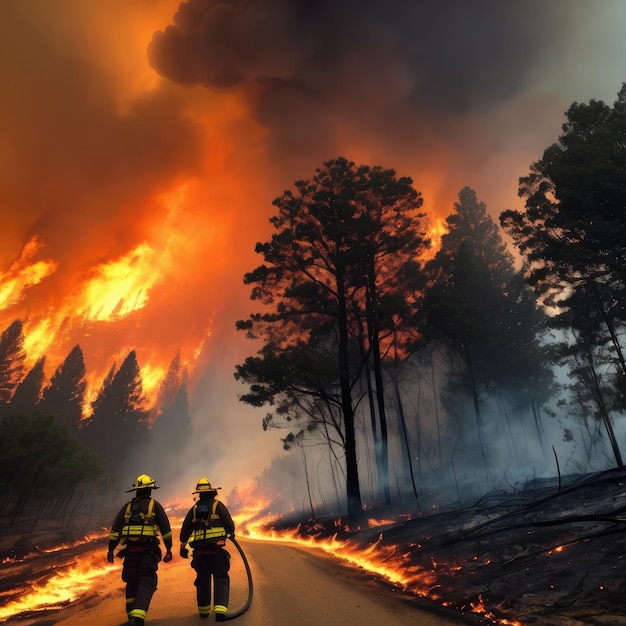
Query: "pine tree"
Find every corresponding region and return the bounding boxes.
[149,351,191,459]
[8,356,46,417]
[0,319,27,406]
[422,187,553,480]
[235,157,429,524]
[85,351,149,472]
[39,344,87,435]
[501,84,626,467]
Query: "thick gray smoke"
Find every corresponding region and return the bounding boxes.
[3,1,625,511]
[148,1,573,182]
[145,0,626,514]
[146,0,626,217]
[149,0,561,106]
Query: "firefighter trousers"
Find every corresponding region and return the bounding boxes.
[191,548,231,617]
[121,546,161,621]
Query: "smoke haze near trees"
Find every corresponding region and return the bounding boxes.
[1,2,626,531]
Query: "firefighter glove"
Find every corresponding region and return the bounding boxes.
[163,550,173,562]
[107,549,114,563]
[180,546,189,559]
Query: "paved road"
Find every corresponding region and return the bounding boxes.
[38,539,465,626]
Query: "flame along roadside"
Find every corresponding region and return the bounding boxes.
[0,507,522,626]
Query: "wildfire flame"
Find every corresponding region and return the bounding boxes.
[1,503,525,626]
[233,503,523,626]
[0,549,115,621]
[0,236,57,310]
[0,183,216,409]
[255,525,437,591]
[423,216,448,260]
[1,530,108,566]
[77,242,156,321]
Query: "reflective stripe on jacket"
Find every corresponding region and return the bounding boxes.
[190,499,227,544]
[121,497,157,541]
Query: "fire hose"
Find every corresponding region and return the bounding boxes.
[224,535,253,620]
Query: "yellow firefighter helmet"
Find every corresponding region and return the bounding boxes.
[126,473,158,492]
[193,477,220,494]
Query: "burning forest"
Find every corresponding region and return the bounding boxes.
[248,467,626,625]
[3,469,626,625]
[2,1,626,625]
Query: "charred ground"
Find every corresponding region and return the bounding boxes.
[3,469,626,625]
[262,468,626,625]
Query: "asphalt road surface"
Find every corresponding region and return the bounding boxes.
[35,539,466,626]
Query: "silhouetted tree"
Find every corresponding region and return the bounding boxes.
[9,356,46,417]
[501,84,626,467]
[85,351,149,472]
[39,344,87,435]
[549,283,624,466]
[0,319,26,407]
[555,329,622,467]
[235,157,428,525]
[422,187,553,481]
[153,350,182,417]
[0,413,102,524]
[149,351,191,462]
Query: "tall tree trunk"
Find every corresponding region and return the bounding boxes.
[531,398,549,455]
[393,374,420,510]
[370,341,390,504]
[298,443,316,519]
[319,401,345,514]
[356,315,386,503]
[337,276,363,525]
[366,281,390,505]
[430,354,443,467]
[591,281,626,378]
[466,354,490,486]
[497,395,520,464]
[588,355,623,467]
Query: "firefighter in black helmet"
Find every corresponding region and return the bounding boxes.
[179,478,235,621]
[107,474,173,626]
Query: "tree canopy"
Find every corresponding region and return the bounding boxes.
[501,83,626,467]
[84,350,149,473]
[0,319,26,407]
[235,156,429,524]
[39,344,87,435]
[423,187,553,478]
[0,413,102,523]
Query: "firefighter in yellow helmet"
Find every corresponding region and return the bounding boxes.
[179,478,235,621]
[107,474,173,626]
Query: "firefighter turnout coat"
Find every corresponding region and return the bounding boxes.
[179,495,235,619]
[180,496,235,548]
[108,494,173,551]
[108,494,173,623]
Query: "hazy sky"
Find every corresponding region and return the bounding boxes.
[1,0,625,493]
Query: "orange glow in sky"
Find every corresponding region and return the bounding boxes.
[2,0,625,488]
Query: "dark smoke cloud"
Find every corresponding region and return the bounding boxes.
[147,0,603,213]
[148,5,562,123]
[142,0,626,494]
[149,0,560,105]
[1,1,625,497]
